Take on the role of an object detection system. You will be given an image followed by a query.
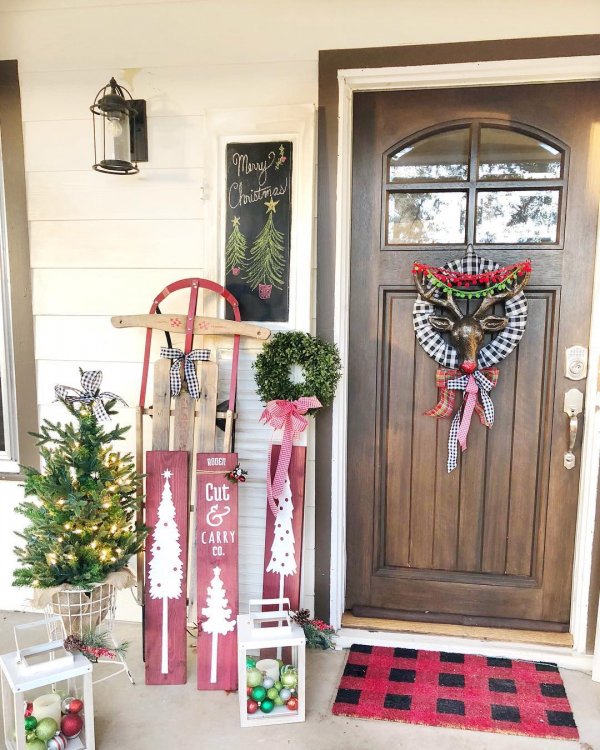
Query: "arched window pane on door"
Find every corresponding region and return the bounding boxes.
[478,127,562,180]
[384,121,565,247]
[389,127,470,182]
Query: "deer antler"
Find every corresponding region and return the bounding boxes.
[414,271,461,320]
[473,271,531,320]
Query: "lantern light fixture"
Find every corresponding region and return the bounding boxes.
[90,77,148,175]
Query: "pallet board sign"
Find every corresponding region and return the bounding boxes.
[145,450,189,685]
[225,141,293,322]
[262,445,307,610]
[196,452,239,690]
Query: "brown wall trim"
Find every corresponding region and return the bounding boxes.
[315,35,600,621]
[0,60,38,471]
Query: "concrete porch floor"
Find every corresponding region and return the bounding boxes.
[2,611,600,749]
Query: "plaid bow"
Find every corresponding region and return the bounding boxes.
[425,367,499,473]
[261,397,322,515]
[55,370,126,422]
[159,347,210,399]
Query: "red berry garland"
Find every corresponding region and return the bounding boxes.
[412,259,531,300]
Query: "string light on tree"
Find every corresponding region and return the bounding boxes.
[13,370,148,589]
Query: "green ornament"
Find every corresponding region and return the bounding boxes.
[274,681,282,691]
[274,694,285,706]
[246,667,262,688]
[251,685,267,703]
[35,717,58,741]
[246,656,256,668]
[24,716,37,731]
[259,698,275,714]
[266,687,279,701]
[25,740,46,750]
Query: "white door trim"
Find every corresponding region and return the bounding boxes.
[330,55,600,664]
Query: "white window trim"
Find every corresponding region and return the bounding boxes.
[0,126,20,473]
[330,55,600,671]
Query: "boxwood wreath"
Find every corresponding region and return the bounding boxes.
[253,331,341,413]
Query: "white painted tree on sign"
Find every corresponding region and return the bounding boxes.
[266,476,296,602]
[148,469,183,674]
[201,566,236,683]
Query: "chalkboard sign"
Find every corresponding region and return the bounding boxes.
[224,141,292,322]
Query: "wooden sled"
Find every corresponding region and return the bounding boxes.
[112,278,270,685]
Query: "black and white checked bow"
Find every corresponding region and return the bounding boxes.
[159,347,210,399]
[55,370,126,422]
[446,370,495,473]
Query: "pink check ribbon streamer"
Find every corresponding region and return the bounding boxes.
[426,368,498,473]
[261,397,322,515]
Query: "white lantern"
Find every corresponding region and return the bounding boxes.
[0,618,95,750]
[237,598,305,727]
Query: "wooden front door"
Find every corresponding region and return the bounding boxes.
[346,82,600,630]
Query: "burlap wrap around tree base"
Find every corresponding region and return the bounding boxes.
[31,568,135,634]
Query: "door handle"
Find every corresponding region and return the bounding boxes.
[564,388,584,470]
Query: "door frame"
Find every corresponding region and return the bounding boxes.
[329,55,600,661]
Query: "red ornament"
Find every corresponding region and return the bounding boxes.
[286,697,299,711]
[24,702,33,717]
[247,699,259,714]
[246,686,253,697]
[61,713,83,738]
[67,698,84,714]
[460,360,477,374]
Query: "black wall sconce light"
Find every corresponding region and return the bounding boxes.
[90,77,148,174]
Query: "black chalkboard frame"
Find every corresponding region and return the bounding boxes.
[223,140,293,323]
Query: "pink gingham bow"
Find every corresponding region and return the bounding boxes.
[261,397,322,514]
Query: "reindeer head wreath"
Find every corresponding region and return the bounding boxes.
[412,246,531,472]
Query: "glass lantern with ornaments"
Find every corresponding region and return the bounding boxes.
[0,618,94,750]
[237,599,305,727]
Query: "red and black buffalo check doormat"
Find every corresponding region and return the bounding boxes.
[332,645,578,740]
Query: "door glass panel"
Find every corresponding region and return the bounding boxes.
[478,127,562,180]
[388,191,467,244]
[389,128,470,182]
[476,189,559,244]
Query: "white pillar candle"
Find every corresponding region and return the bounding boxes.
[32,693,62,727]
[255,658,280,683]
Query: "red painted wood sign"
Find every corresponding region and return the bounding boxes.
[262,445,307,610]
[196,452,239,691]
[145,450,189,685]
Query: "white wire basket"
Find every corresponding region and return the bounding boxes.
[43,582,134,685]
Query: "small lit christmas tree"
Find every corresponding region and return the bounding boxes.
[225,215,247,277]
[201,566,236,683]
[13,371,148,590]
[245,198,285,298]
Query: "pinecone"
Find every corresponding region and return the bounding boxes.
[64,634,84,652]
[292,608,311,626]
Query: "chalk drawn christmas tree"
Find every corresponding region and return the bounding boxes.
[148,469,183,674]
[266,476,296,602]
[245,198,285,299]
[201,566,236,683]
[225,216,247,276]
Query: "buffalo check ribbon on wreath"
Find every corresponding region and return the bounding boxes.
[159,347,211,399]
[426,367,499,473]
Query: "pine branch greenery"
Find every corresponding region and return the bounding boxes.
[291,609,336,649]
[13,391,149,589]
[64,629,129,662]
